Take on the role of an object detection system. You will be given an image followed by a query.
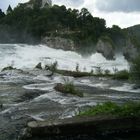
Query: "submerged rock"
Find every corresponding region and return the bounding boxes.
[1,66,16,72]
[35,62,42,69]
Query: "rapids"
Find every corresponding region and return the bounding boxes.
[0,44,139,140]
[0,44,129,72]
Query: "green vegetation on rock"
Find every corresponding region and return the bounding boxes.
[113,70,130,80]
[79,102,140,117]
[54,83,83,97]
[130,55,140,84]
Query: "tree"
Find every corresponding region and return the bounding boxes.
[7,5,13,14]
[130,55,140,85]
[0,9,5,19]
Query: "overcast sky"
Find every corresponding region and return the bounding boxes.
[0,0,140,28]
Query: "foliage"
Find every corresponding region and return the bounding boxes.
[130,55,140,84]
[0,3,139,50]
[0,9,5,19]
[1,66,15,72]
[113,70,130,80]
[126,25,140,48]
[54,82,83,97]
[56,69,93,77]
[78,102,140,117]
[45,61,58,72]
[0,5,106,44]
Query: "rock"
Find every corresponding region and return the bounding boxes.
[19,0,52,9]
[42,37,75,51]
[1,66,16,72]
[35,62,42,69]
[25,116,140,138]
[96,38,115,60]
[123,40,139,61]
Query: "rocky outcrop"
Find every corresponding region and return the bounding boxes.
[96,38,115,60]
[19,0,52,9]
[42,37,75,51]
[123,40,139,61]
[22,116,140,139]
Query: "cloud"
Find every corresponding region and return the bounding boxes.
[95,0,140,12]
[52,0,84,8]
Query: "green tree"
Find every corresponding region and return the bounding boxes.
[0,9,5,19]
[130,55,140,84]
[7,5,13,14]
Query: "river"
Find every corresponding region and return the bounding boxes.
[0,44,139,140]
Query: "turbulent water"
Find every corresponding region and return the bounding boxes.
[0,44,129,72]
[0,44,139,140]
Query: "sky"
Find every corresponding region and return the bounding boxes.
[0,0,140,28]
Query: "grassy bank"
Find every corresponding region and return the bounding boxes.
[78,102,140,117]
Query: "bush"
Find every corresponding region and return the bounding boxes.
[130,55,140,84]
[54,82,83,97]
[45,61,58,72]
[113,70,130,80]
[1,66,16,71]
[78,102,140,117]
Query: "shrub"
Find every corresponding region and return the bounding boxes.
[130,55,140,84]
[113,70,130,80]
[1,66,16,71]
[54,81,83,97]
[45,61,58,72]
[95,67,103,75]
[78,102,140,117]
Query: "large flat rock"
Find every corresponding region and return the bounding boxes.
[27,116,140,137]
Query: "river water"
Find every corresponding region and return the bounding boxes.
[0,44,139,140]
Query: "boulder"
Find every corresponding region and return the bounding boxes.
[35,62,42,69]
[96,38,115,60]
[25,116,140,138]
[42,37,75,51]
[123,40,139,61]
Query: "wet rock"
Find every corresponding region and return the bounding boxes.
[123,40,139,61]
[42,37,75,51]
[25,116,140,138]
[35,63,42,70]
[54,83,83,97]
[96,38,115,60]
[1,66,16,72]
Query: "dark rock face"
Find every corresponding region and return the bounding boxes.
[42,37,75,51]
[23,116,140,139]
[96,39,115,60]
[123,40,139,61]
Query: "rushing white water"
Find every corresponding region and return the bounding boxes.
[0,44,129,72]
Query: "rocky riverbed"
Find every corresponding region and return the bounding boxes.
[0,44,139,140]
[0,68,140,140]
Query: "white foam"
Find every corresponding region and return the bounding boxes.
[0,44,129,72]
[110,83,140,93]
[23,83,54,91]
